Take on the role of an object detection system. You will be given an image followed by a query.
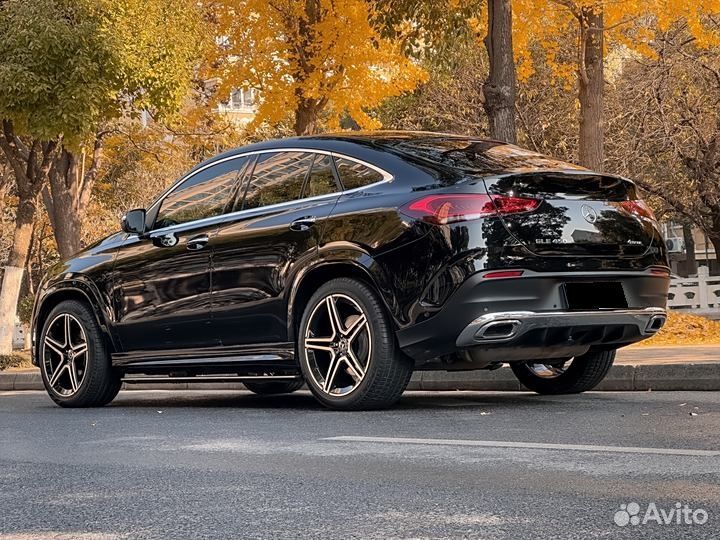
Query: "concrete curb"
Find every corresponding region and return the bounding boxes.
[2,363,720,392]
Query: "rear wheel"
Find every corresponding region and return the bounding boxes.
[243,380,304,395]
[510,349,616,395]
[298,277,412,410]
[39,300,121,407]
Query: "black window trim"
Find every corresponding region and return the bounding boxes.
[143,149,392,237]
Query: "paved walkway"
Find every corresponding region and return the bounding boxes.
[618,345,720,364]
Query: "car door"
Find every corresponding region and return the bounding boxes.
[211,151,342,347]
[110,157,247,354]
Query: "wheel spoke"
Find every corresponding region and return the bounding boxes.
[63,314,72,348]
[345,349,366,378]
[72,342,88,357]
[305,335,334,352]
[323,353,341,393]
[345,314,368,343]
[325,296,343,337]
[44,335,65,357]
[68,360,80,392]
[49,362,67,387]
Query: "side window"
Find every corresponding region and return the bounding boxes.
[334,157,384,190]
[303,154,339,198]
[242,152,313,210]
[154,158,246,229]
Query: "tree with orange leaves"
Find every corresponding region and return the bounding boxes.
[209,0,428,135]
[509,0,720,171]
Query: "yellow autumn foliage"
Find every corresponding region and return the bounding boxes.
[632,312,720,347]
[208,0,428,133]
[463,1,720,84]
[511,0,720,83]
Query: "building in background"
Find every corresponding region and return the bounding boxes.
[663,222,718,276]
[217,88,258,126]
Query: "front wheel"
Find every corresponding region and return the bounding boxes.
[298,277,412,410]
[39,300,121,407]
[510,350,616,395]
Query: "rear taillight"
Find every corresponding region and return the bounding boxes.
[619,200,656,221]
[400,194,539,225]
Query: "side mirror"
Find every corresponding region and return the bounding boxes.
[121,208,147,236]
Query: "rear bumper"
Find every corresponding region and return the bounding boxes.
[396,269,670,364]
[456,307,666,347]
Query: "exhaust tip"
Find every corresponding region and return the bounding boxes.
[645,314,666,334]
[475,320,521,341]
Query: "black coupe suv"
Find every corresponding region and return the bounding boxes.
[31,132,670,410]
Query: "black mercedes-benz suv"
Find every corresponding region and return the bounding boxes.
[31,132,670,410]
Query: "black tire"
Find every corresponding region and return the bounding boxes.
[243,380,304,395]
[298,277,413,410]
[510,349,616,395]
[39,300,121,407]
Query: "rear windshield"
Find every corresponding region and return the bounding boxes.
[485,173,638,201]
[383,138,587,175]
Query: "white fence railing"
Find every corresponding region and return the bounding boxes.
[668,266,720,310]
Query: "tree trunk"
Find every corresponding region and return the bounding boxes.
[0,200,36,353]
[44,140,104,260]
[43,149,82,259]
[682,222,697,276]
[483,0,517,144]
[709,234,720,276]
[294,101,319,136]
[578,7,604,171]
[0,123,58,354]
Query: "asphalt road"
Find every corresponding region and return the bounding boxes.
[1,390,719,540]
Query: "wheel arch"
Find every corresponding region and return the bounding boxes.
[32,282,116,365]
[288,258,396,343]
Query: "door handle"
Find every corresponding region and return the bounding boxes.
[290,216,317,232]
[186,234,209,251]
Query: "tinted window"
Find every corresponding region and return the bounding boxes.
[383,138,585,175]
[335,157,384,190]
[303,154,338,198]
[155,158,246,229]
[242,152,313,210]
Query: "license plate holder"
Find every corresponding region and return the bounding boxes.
[563,281,628,310]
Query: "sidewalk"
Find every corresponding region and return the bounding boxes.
[2,346,719,392]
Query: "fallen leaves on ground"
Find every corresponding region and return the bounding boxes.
[632,312,720,347]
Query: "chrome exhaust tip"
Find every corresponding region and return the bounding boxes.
[474,319,522,341]
[644,314,666,334]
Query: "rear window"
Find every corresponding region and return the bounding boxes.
[485,173,637,201]
[385,138,587,175]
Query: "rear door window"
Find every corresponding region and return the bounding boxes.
[303,154,340,198]
[242,152,314,210]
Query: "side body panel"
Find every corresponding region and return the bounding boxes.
[108,221,218,352]
[212,193,340,346]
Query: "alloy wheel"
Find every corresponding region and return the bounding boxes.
[526,359,573,379]
[303,294,372,396]
[42,313,88,396]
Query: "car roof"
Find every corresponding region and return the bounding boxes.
[193,130,588,178]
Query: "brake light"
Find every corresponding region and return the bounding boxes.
[400,194,539,225]
[619,200,656,221]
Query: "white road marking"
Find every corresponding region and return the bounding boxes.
[323,436,720,457]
